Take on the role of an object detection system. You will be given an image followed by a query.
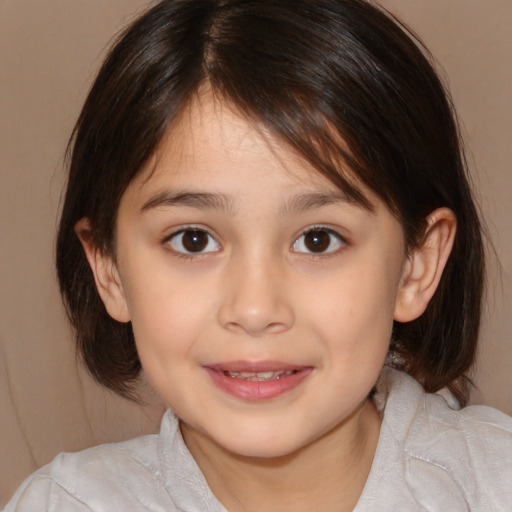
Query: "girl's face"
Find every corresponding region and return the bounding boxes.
[106,93,410,458]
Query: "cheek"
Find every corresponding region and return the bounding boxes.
[308,260,400,352]
[122,261,226,374]
[121,267,200,353]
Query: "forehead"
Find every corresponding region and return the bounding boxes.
[115,91,405,249]
[135,91,374,205]
[150,95,317,185]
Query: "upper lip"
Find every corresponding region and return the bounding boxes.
[205,361,309,373]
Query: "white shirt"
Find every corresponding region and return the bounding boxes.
[4,368,512,511]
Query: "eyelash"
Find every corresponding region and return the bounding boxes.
[162,225,347,259]
[163,226,221,259]
[291,226,346,256]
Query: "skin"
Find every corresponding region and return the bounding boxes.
[77,90,456,511]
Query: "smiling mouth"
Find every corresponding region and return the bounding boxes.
[221,370,298,381]
[205,364,312,401]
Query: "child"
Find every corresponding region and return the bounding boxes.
[5,0,512,510]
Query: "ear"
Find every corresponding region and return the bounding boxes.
[74,217,131,323]
[394,208,456,322]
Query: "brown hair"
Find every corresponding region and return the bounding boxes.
[56,0,484,405]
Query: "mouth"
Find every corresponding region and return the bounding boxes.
[221,369,298,381]
[204,362,312,401]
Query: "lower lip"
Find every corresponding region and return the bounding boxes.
[204,367,313,401]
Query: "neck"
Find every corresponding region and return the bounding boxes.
[181,399,381,512]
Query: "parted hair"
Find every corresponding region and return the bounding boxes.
[56,0,484,405]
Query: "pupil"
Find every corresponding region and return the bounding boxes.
[305,230,330,252]
[183,230,208,252]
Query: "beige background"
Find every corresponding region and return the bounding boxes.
[1,0,511,506]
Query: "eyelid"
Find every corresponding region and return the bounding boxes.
[291,226,347,255]
[162,225,221,257]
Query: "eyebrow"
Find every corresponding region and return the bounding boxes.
[140,189,370,217]
[280,191,369,215]
[141,191,236,214]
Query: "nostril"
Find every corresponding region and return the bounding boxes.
[265,322,291,334]
[218,303,294,336]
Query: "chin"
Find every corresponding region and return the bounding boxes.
[223,436,305,460]
[208,418,320,460]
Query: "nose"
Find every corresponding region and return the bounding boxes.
[217,254,295,336]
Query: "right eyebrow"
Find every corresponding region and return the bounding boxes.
[140,191,236,214]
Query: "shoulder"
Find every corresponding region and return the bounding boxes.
[5,410,226,512]
[374,368,512,510]
[3,418,175,511]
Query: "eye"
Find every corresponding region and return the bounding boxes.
[167,229,220,255]
[292,228,345,254]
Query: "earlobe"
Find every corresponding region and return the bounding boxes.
[74,218,131,323]
[394,208,456,322]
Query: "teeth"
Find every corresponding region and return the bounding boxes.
[222,370,295,381]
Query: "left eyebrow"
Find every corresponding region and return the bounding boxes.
[280,192,373,216]
[140,191,236,214]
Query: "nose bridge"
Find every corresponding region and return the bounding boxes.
[218,245,294,335]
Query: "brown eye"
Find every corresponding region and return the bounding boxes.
[304,230,331,252]
[292,228,344,254]
[168,229,220,254]
[182,230,208,252]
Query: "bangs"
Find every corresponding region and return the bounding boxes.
[200,0,426,226]
[209,84,375,211]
